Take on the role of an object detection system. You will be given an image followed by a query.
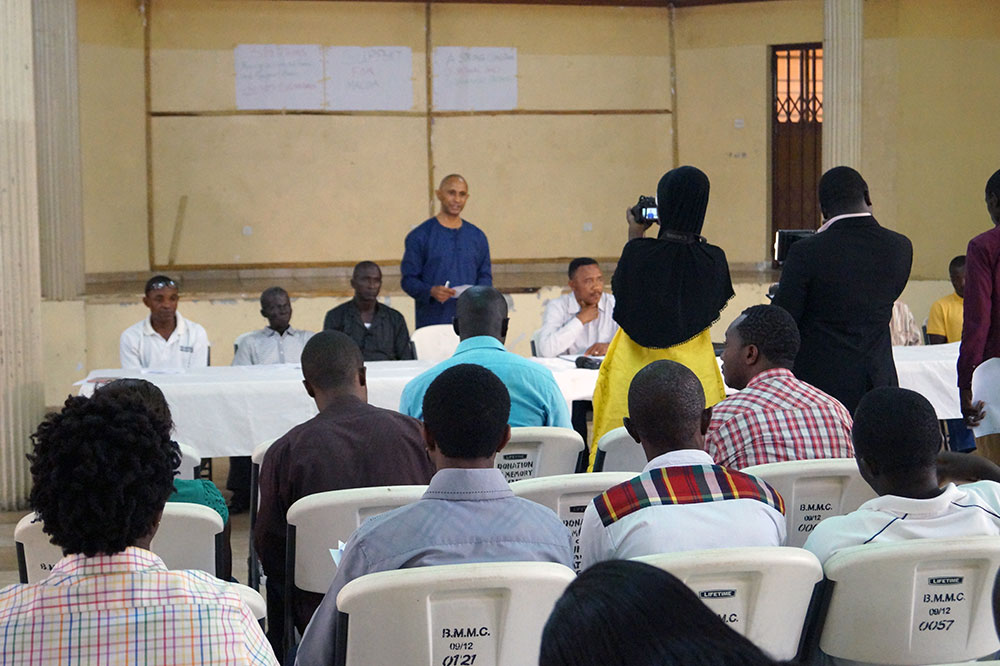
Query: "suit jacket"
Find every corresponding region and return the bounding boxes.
[772,215,912,413]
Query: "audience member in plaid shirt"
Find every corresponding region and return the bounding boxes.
[707,305,854,470]
[0,390,277,665]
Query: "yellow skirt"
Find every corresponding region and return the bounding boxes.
[589,326,726,470]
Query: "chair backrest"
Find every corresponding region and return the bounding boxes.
[530,328,542,357]
[176,441,202,480]
[335,561,576,666]
[410,324,460,361]
[593,426,646,473]
[248,437,278,589]
[231,582,267,621]
[740,458,876,548]
[635,547,824,661]
[285,485,427,595]
[497,427,586,482]
[16,503,224,583]
[818,536,1000,664]
[511,472,634,572]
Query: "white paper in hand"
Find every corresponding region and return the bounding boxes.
[971,358,1000,436]
[329,540,348,567]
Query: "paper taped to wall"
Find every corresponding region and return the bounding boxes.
[432,47,517,111]
[325,46,413,111]
[235,44,325,110]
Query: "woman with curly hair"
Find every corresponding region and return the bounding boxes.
[0,390,277,665]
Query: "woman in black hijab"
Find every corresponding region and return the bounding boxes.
[589,166,733,467]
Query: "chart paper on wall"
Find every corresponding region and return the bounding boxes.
[432,47,517,111]
[325,46,414,111]
[234,44,324,111]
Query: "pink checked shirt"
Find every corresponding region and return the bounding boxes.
[0,547,276,665]
[706,368,854,470]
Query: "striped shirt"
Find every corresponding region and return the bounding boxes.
[706,368,854,470]
[0,547,277,665]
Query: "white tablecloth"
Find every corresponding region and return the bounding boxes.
[76,345,960,457]
[77,358,598,457]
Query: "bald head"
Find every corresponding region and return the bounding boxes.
[454,286,509,341]
[625,360,708,456]
[301,331,363,393]
[439,173,467,189]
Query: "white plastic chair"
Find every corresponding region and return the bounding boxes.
[511,472,634,572]
[634,547,824,661]
[284,485,427,652]
[740,458,877,548]
[232,582,267,621]
[410,324,460,361]
[530,327,542,356]
[176,441,202,480]
[15,502,224,583]
[593,426,646,473]
[248,437,277,590]
[334,561,577,666]
[816,536,1000,665]
[496,427,587,481]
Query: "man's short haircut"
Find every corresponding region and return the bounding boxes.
[300,330,363,391]
[352,261,380,279]
[853,387,942,474]
[28,391,180,556]
[144,275,177,294]
[949,255,966,275]
[422,364,511,459]
[439,173,467,189]
[734,304,801,368]
[260,286,288,308]
[987,169,1000,200]
[628,360,704,446]
[818,166,869,214]
[455,286,508,338]
[568,257,598,279]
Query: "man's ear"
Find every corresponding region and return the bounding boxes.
[501,317,510,338]
[142,295,151,309]
[495,424,511,454]
[623,416,641,443]
[700,406,713,435]
[357,365,367,387]
[864,189,873,208]
[744,343,760,366]
[452,317,460,337]
[259,307,266,319]
[302,379,316,399]
[423,424,437,452]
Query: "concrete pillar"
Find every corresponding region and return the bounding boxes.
[0,0,46,510]
[822,0,863,171]
[33,0,86,299]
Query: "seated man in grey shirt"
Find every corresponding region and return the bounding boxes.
[295,363,574,666]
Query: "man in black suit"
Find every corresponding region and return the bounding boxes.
[772,166,912,413]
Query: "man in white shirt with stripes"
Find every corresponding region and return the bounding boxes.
[119,275,209,370]
[804,387,1000,564]
[536,257,617,358]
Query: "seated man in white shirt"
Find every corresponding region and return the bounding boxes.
[119,275,209,369]
[804,387,1000,564]
[578,360,786,570]
[535,258,618,443]
[228,286,315,514]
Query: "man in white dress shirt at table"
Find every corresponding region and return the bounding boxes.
[119,275,209,369]
[578,360,786,570]
[229,286,314,513]
[536,257,618,358]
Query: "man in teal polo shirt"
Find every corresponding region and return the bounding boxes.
[400,286,571,429]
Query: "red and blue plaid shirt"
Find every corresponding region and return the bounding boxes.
[706,368,854,469]
[0,547,276,665]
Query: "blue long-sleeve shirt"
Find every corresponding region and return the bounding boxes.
[400,217,492,328]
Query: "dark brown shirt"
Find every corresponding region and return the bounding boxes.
[254,393,434,631]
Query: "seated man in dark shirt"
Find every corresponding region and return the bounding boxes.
[323,261,413,361]
[254,330,434,655]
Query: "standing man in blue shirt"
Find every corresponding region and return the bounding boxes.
[401,174,492,329]
[400,286,572,429]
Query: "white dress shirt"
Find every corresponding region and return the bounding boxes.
[536,292,618,357]
[231,326,313,366]
[804,481,1000,564]
[119,312,209,369]
[578,449,786,570]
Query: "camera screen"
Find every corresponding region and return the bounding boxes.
[642,207,657,220]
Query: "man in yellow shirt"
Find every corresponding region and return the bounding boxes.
[927,255,966,344]
[927,255,973,451]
